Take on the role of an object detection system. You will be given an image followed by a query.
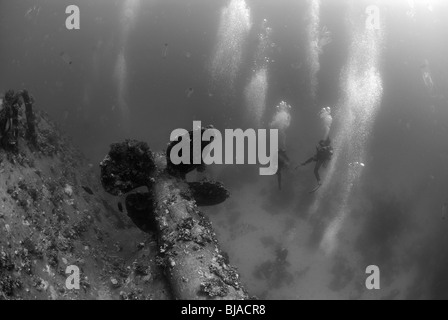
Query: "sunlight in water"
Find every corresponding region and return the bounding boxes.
[245,19,273,127]
[114,0,141,134]
[114,51,130,132]
[306,0,331,101]
[245,68,268,127]
[210,0,252,93]
[311,11,384,255]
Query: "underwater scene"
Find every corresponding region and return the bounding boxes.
[1,0,448,301]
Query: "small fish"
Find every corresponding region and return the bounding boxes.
[118,202,123,212]
[25,8,32,17]
[25,6,38,18]
[442,203,447,220]
[349,161,365,168]
[82,186,94,195]
[186,87,194,98]
[60,51,73,65]
[163,43,168,58]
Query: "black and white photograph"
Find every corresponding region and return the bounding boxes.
[0,0,447,303]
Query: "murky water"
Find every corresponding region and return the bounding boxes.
[2,0,448,299]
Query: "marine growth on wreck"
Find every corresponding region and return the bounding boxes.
[2,0,448,303]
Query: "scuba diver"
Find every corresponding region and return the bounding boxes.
[276,149,290,190]
[297,137,333,190]
[253,245,293,292]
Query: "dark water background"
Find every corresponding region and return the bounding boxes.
[1,0,448,299]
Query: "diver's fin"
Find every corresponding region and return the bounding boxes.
[188,180,230,206]
[309,183,322,194]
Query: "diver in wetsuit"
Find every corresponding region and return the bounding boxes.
[253,246,292,291]
[297,137,333,185]
[277,149,290,190]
